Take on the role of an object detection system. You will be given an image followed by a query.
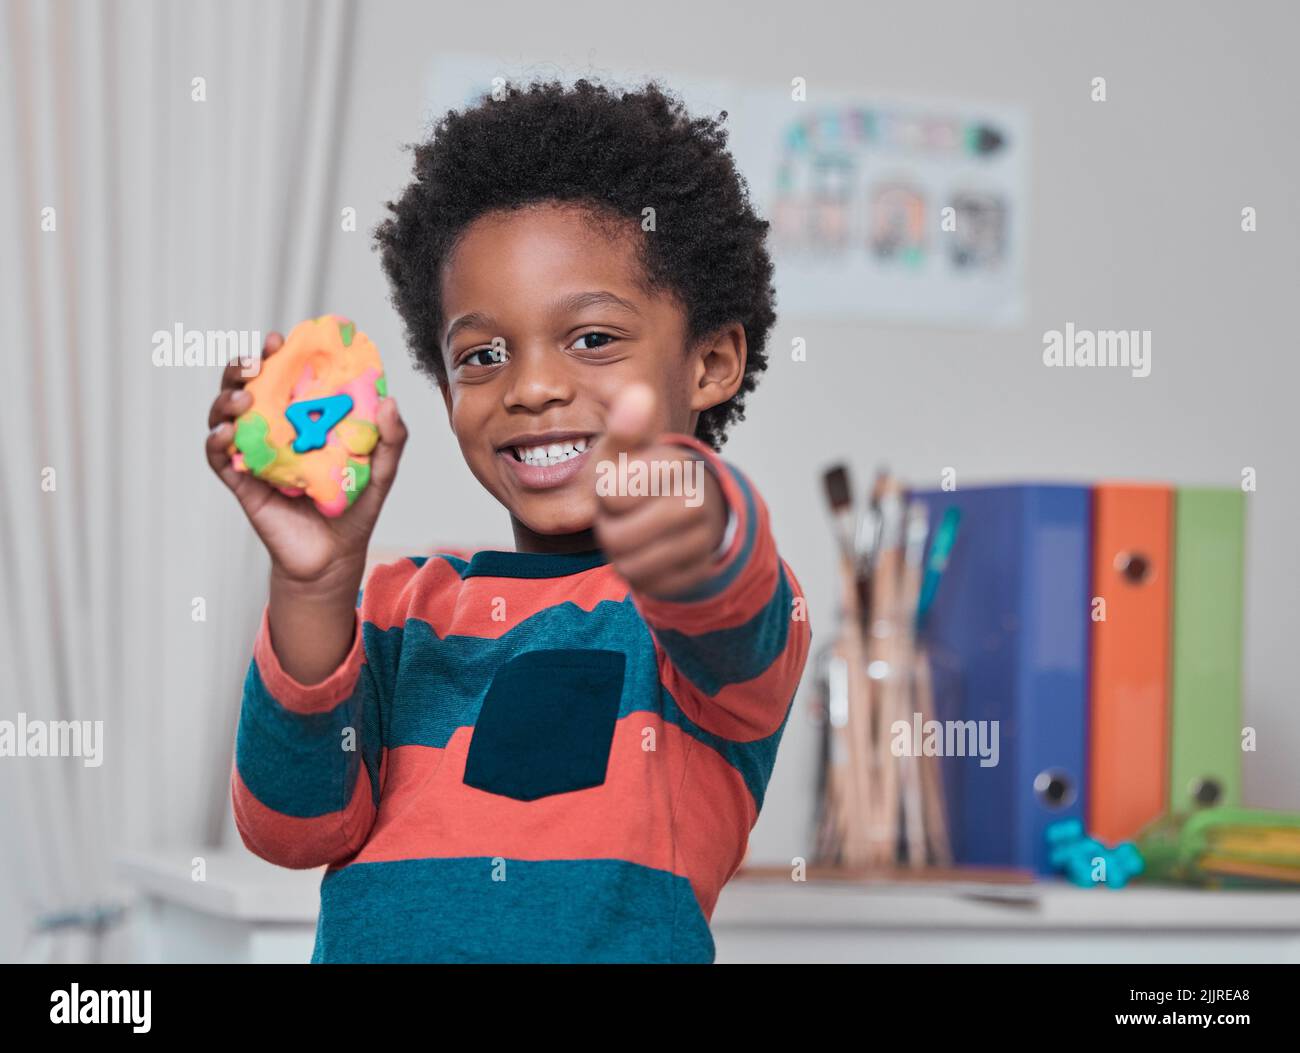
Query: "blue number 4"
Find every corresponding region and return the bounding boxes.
[285,394,354,453]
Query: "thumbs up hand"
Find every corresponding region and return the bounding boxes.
[591,383,729,600]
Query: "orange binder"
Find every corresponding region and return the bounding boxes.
[1088,483,1173,842]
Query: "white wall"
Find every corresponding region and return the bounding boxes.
[317,0,1300,864]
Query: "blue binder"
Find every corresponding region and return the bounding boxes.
[913,485,1091,875]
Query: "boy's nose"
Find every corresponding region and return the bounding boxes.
[502,345,574,412]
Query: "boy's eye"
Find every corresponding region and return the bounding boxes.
[572,331,615,352]
[463,344,509,367]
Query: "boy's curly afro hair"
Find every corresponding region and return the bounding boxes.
[372,78,777,450]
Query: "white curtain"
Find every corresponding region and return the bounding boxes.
[0,0,358,962]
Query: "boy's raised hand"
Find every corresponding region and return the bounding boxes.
[591,384,729,600]
[205,331,408,586]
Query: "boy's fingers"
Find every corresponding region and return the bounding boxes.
[208,386,254,429]
[205,422,234,475]
[205,422,269,512]
[221,330,282,389]
[593,485,694,556]
[636,561,715,602]
[607,518,719,592]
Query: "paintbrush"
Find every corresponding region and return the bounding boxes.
[821,465,874,865]
[896,500,929,867]
[865,471,905,866]
[823,465,858,566]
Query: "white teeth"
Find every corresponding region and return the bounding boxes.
[511,438,591,467]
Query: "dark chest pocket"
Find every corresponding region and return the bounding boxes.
[463,648,626,801]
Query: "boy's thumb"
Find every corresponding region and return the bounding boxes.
[599,383,658,460]
[365,397,407,496]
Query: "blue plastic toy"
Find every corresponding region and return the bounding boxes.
[1046,818,1145,888]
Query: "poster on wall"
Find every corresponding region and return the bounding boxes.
[425,56,1028,326]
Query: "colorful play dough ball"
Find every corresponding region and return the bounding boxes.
[229,315,386,517]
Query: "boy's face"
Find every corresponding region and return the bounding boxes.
[437,203,734,545]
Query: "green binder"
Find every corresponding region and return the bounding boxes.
[1168,488,1246,812]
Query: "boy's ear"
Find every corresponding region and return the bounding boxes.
[689,322,747,414]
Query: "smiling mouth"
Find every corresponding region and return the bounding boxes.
[504,435,595,468]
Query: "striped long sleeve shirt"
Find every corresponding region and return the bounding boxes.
[230,433,811,963]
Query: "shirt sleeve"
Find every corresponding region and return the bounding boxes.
[628,433,813,743]
[229,562,406,869]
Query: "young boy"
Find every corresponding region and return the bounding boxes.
[206,79,811,963]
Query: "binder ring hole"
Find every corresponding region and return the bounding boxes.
[1191,777,1222,807]
[1114,551,1151,584]
[1033,769,1076,810]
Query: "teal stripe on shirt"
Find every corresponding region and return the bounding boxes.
[235,658,383,819]
[310,856,715,963]
[652,562,794,696]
